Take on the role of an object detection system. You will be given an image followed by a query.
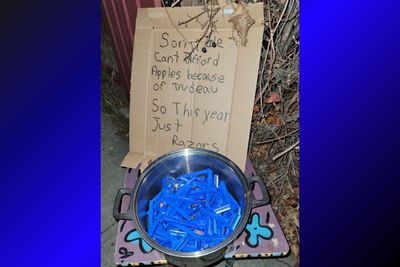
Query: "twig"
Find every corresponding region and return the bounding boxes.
[183,7,220,61]
[272,140,299,161]
[178,10,208,26]
[263,123,287,147]
[249,1,299,265]
[255,0,291,105]
[267,173,286,186]
[257,0,273,112]
[162,0,187,40]
[254,128,298,144]
[171,0,183,8]
[273,0,291,34]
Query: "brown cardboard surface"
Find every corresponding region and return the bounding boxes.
[122,3,264,171]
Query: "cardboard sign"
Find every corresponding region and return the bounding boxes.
[121,3,264,171]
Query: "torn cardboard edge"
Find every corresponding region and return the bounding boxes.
[121,3,264,171]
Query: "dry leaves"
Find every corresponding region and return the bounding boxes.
[228,2,255,47]
[266,92,281,103]
[250,0,299,264]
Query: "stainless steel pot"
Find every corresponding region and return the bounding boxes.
[113,148,270,267]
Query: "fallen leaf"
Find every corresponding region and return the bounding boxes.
[266,116,275,124]
[253,104,260,113]
[266,92,281,103]
[228,2,255,47]
[274,117,281,127]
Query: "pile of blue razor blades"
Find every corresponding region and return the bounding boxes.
[147,168,241,252]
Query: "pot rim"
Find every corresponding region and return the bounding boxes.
[131,148,252,258]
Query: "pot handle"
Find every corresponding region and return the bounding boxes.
[246,176,270,208]
[113,188,133,221]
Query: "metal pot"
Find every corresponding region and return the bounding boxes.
[113,148,270,267]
